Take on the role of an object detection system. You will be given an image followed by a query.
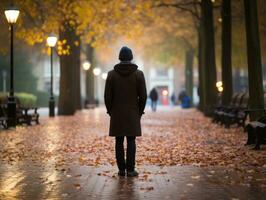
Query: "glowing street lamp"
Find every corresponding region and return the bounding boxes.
[216,81,223,88]
[5,6,20,127]
[101,72,107,80]
[162,90,168,96]
[218,86,223,93]
[93,68,101,76]
[47,34,58,117]
[5,7,20,24]
[216,81,223,93]
[83,61,91,71]
[47,35,57,48]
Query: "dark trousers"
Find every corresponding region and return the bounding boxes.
[151,101,157,112]
[115,136,136,171]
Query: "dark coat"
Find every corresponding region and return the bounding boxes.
[149,88,158,101]
[104,62,147,137]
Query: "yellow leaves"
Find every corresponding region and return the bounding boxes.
[140,186,154,191]
[68,20,76,27]
[73,183,81,190]
[74,41,79,47]
[57,40,70,56]
[191,175,201,180]
[16,29,44,46]
[46,47,51,55]
[79,155,86,165]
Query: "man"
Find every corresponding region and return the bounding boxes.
[149,88,158,112]
[104,46,147,177]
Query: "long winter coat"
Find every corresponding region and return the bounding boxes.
[104,62,147,137]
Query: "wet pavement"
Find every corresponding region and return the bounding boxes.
[0,106,265,199]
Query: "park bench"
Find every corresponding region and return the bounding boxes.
[1,97,39,126]
[15,98,39,125]
[246,112,266,150]
[213,93,245,125]
[222,93,249,129]
[0,106,8,129]
[84,99,99,109]
[212,93,240,123]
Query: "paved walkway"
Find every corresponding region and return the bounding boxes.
[0,107,265,199]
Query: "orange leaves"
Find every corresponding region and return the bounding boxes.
[0,108,265,171]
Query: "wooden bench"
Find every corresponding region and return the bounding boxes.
[223,93,249,129]
[84,99,99,109]
[16,106,39,125]
[15,97,39,125]
[213,93,246,125]
[0,106,8,129]
[246,111,266,150]
[212,93,241,123]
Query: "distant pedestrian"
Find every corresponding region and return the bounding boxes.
[104,46,147,177]
[181,95,191,108]
[178,91,191,108]
[171,93,176,106]
[149,88,158,112]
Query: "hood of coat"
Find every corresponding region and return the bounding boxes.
[114,62,138,76]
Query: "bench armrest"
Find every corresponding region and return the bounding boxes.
[244,108,266,113]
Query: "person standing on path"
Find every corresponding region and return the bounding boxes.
[149,88,158,112]
[104,46,147,177]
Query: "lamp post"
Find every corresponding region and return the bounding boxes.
[83,61,91,107]
[47,35,57,117]
[2,70,7,93]
[216,81,223,105]
[5,6,20,127]
[93,68,101,105]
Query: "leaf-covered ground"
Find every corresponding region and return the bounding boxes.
[0,107,265,170]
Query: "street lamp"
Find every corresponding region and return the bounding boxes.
[216,81,223,88]
[47,34,58,117]
[101,72,107,80]
[93,68,101,104]
[83,61,91,71]
[5,6,20,127]
[93,67,101,76]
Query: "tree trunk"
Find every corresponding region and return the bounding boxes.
[197,17,205,111]
[58,22,81,115]
[185,49,194,104]
[74,37,81,110]
[221,0,233,105]
[85,44,95,103]
[244,0,264,120]
[201,0,217,116]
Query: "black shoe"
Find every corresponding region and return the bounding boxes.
[118,170,126,176]
[127,170,138,177]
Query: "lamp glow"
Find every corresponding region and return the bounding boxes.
[5,7,20,24]
[83,61,91,71]
[216,81,223,88]
[218,86,223,92]
[162,90,168,96]
[101,73,107,80]
[93,68,101,76]
[47,35,58,47]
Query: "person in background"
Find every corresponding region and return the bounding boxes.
[149,87,158,112]
[104,46,147,177]
[171,93,176,106]
[178,91,191,109]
